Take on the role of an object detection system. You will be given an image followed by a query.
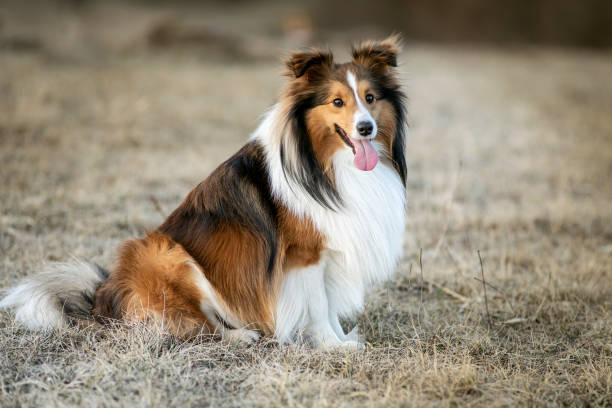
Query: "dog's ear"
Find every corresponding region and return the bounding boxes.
[352,34,401,71]
[285,49,333,81]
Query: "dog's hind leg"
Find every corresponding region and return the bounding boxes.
[187,262,260,344]
[324,253,365,348]
[92,232,260,343]
[92,233,215,338]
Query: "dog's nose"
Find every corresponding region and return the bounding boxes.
[356,121,374,136]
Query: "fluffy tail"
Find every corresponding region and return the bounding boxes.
[0,260,108,330]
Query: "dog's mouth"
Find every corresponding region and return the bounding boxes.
[334,123,378,171]
[334,124,354,154]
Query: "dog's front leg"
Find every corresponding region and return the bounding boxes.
[324,253,365,349]
[276,261,343,348]
[300,262,345,348]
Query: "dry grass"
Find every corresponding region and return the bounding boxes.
[1,2,611,407]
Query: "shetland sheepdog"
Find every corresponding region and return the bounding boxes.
[0,36,407,348]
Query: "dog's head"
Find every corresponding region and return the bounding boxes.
[279,36,407,208]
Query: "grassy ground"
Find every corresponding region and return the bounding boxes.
[1,2,611,407]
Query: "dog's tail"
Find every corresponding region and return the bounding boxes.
[0,260,109,330]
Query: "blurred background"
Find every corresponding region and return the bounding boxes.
[1,0,612,59]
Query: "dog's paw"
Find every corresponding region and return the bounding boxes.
[310,335,365,350]
[223,328,260,345]
[309,332,345,349]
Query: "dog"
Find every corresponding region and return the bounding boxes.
[0,36,407,348]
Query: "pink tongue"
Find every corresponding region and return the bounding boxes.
[352,139,378,171]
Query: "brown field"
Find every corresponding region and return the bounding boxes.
[1,2,611,407]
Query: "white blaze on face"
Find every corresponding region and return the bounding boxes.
[346,71,377,140]
[346,71,379,171]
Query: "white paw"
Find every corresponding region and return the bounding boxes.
[311,336,343,349]
[307,330,345,349]
[223,328,260,345]
[308,333,365,350]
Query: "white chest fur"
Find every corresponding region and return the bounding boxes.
[286,147,406,317]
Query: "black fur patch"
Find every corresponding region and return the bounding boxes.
[159,141,279,278]
[63,263,110,322]
[94,264,110,280]
[370,75,408,185]
[222,143,279,274]
[62,295,92,319]
[282,92,342,210]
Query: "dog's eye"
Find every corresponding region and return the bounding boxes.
[365,94,375,104]
[333,98,344,108]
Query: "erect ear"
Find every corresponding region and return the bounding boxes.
[352,34,401,71]
[285,49,333,81]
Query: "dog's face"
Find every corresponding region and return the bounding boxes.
[283,36,403,173]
